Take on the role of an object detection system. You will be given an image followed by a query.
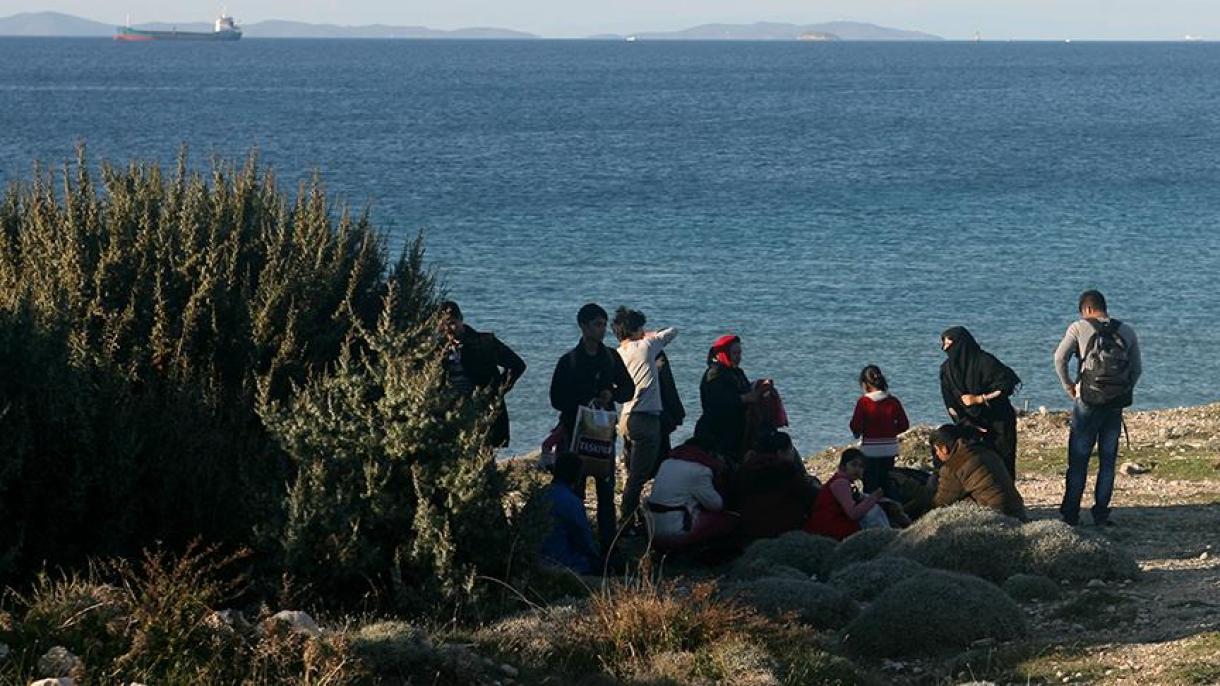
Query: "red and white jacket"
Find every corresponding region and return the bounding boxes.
[849,391,910,459]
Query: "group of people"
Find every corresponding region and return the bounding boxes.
[436,289,1142,576]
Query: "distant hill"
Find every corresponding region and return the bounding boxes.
[622,21,942,41]
[0,11,537,39]
[0,11,111,36]
[0,12,936,41]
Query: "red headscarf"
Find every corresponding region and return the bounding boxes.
[709,334,740,369]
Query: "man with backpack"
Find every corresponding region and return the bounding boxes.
[1054,290,1142,526]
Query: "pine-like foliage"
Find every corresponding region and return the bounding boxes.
[0,150,518,617]
[260,291,522,615]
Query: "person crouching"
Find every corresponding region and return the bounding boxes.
[804,449,892,541]
[646,434,737,554]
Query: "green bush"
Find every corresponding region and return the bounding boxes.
[724,578,859,629]
[826,528,900,573]
[1002,574,1063,603]
[1021,520,1140,582]
[732,531,838,580]
[828,557,927,603]
[885,503,1027,582]
[841,570,1027,658]
[726,558,810,583]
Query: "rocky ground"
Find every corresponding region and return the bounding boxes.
[808,403,1220,685]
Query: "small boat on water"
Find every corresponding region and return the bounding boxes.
[115,12,242,42]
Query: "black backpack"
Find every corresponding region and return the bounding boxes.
[1079,319,1134,408]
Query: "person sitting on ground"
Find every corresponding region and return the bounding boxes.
[693,334,773,464]
[646,433,737,553]
[438,300,527,448]
[732,430,818,539]
[939,326,1022,479]
[850,364,910,499]
[804,448,891,541]
[927,424,1029,521]
[539,452,602,576]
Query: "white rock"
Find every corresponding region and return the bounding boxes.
[36,646,81,678]
[1200,551,1210,560]
[28,679,75,686]
[1087,579,1106,588]
[0,642,8,661]
[266,610,322,637]
[500,663,519,677]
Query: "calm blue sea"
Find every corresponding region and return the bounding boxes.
[2,38,1218,455]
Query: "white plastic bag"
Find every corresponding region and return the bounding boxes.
[570,404,618,478]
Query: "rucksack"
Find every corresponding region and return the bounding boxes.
[1079,319,1134,408]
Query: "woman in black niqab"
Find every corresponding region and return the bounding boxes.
[939,326,1022,479]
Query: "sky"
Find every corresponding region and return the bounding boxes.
[2,0,1218,39]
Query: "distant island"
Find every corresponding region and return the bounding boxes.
[0,12,941,41]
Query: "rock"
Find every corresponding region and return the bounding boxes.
[37,647,82,678]
[265,610,322,637]
[1200,552,1210,560]
[500,664,519,677]
[28,680,75,686]
[1119,462,1151,476]
[1087,579,1106,588]
[0,642,8,661]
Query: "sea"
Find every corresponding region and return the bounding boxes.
[2,38,1218,457]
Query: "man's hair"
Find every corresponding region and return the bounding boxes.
[611,306,647,341]
[438,300,462,320]
[753,430,794,455]
[859,365,888,392]
[1078,290,1107,314]
[839,447,866,470]
[928,424,962,450]
[577,303,608,326]
[553,452,583,484]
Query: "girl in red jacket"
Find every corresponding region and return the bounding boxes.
[849,365,910,499]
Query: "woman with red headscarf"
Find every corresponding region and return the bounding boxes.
[693,335,770,463]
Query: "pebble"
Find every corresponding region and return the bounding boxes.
[1200,552,1210,560]
[1087,579,1106,588]
[500,664,519,678]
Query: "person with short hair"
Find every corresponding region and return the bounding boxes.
[850,365,910,499]
[927,424,1028,521]
[611,306,678,533]
[539,452,601,575]
[549,303,635,553]
[1053,290,1142,526]
[437,300,526,448]
[939,327,1022,479]
[804,448,888,541]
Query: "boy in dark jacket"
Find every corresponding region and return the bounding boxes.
[549,303,635,553]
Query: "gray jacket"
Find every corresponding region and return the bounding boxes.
[1053,317,1142,396]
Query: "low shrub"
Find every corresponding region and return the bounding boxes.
[884,503,1027,582]
[732,531,838,579]
[350,621,494,685]
[826,528,900,574]
[724,578,859,630]
[726,559,810,583]
[1022,520,1140,582]
[1002,574,1063,603]
[842,570,1027,658]
[828,557,928,603]
[1053,589,1137,631]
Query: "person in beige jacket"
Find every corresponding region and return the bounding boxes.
[928,424,1028,521]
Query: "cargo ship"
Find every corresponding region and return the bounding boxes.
[115,13,242,41]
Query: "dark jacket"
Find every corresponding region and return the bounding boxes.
[933,440,1028,521]
[449,325,526,448]
[549,341,635,437]
[731,453,817,539]
[656,351,686,435]
[694,362,751,460]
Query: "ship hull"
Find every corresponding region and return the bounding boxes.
[114,27,241,41]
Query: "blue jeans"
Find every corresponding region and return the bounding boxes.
[1059,401,1123,524]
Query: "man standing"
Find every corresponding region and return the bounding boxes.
[550,303,635,553]
[438,301,526,449]
[611,306,678,533]
[1054,290,1142,526]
